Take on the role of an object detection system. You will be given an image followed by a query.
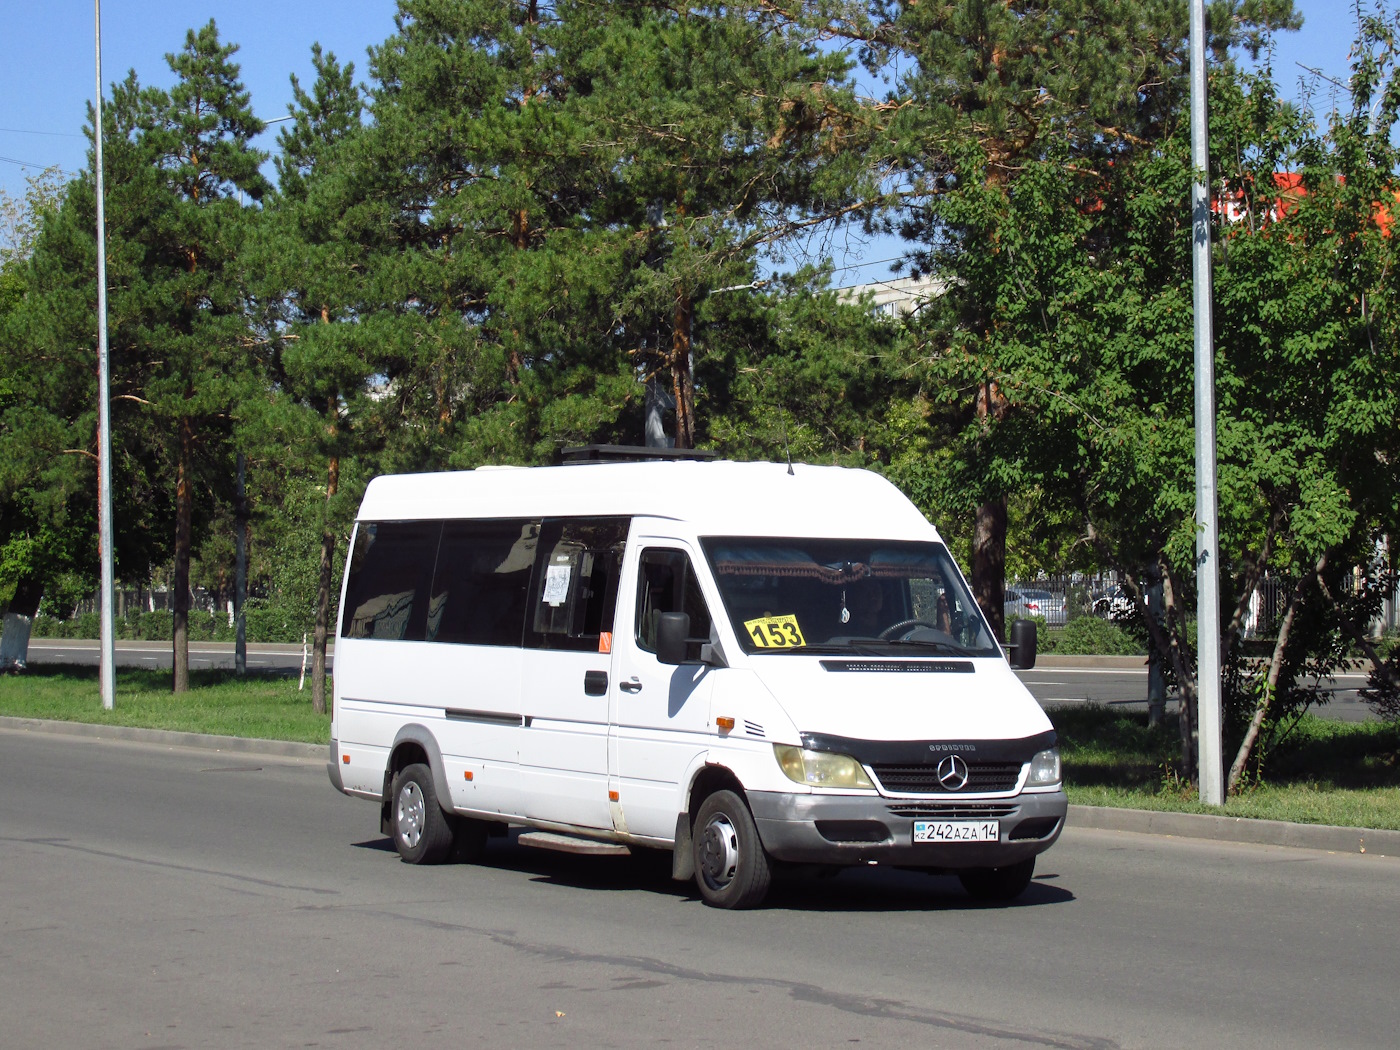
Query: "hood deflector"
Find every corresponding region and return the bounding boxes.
[800,729,1057,766]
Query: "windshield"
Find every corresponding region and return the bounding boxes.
[700,537,999,656]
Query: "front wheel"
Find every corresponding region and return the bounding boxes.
[391,763,454,865]
[692,790,771,909]
[958,857,1035,901]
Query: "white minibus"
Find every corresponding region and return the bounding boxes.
[327,454,1065,908]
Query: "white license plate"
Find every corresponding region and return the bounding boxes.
[913,820,1000,843]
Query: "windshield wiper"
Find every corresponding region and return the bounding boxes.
[757,643,889,656]
[881,638,975,656]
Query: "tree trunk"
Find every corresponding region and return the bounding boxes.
[0,574,44,671]
[971,379,1011,639]
[671,287,695,449]
[172,416,194,693]
[972,498,1007,641]
[1227,566,1314,793]
[1161,561,1196,778]
[311,430,339,717]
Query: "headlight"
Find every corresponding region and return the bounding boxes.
[773,745,875,790]
[1027,747,1061,786]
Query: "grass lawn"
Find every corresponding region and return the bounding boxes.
[1053,705,1400,830]
[0,664,330,744]
[4,666,1399,831]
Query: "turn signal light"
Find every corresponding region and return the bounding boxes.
[608,790,620,802]
[716,716,736,731]
[463,770,474,781]
[341,755,350,764]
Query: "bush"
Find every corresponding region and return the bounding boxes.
[1046,616,1146,656]
[31,605,311,645]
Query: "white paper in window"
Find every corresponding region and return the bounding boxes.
[543,563,572,606]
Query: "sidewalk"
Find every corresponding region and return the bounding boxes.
[3,713,1396,858]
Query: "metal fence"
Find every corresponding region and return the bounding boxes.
[72,588,227,620]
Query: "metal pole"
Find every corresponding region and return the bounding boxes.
[1190,0,1223,805]
[94,0,116,710]
[235,453,247,675]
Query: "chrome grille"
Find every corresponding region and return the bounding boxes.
[871,761,1023,794]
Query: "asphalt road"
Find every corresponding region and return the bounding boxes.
[25,639,319,675]
[24,640,1379,720]
[2,728,1397,1049]
[1013,665,1377,722]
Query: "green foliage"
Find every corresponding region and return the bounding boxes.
[1047,617,1147,656]
[6,1,1400,759]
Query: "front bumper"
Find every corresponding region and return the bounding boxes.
[748,788,1067,869]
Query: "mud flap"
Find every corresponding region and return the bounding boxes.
[671,812,694,881]
[380,771,393,836]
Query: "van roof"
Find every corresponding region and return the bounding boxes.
[357,461,939,542]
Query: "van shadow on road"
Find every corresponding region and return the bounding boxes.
[352,830,1076,912]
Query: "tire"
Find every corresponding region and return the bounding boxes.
[391,763,454,865]
[692,789,772,909]
[958,857,1036,902]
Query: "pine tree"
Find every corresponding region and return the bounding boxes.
[99,21,268,692]
[257,44,366,714]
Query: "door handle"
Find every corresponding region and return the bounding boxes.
[620,677,643,693]
[583,670,608,696]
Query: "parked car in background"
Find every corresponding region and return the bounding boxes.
[1004,587,1067,627]
[1091,585,1136,620]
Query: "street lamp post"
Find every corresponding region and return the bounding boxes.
[94,0,115,710]
[1190,0,1224,805]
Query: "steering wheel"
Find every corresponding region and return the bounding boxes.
[879,619,940,640]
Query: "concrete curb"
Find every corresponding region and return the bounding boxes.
[0,715,326,760]
[1069,804,1400,857]
[3,715,1395,857]
[1036,654,1147,669]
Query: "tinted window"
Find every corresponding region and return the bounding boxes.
[428,520,537,646]
[700,537,997,656]
[527,518,629,652]
[340,521,442,640]
[635,549,713,654]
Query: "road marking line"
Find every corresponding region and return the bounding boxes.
[1018,668,1148,675]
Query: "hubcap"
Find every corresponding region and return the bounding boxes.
[699,813,740,889]
[397,780,425,848]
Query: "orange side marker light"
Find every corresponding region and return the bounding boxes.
[716,716,736,732]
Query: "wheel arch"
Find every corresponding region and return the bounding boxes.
[380,725,453,831]
[686,762,749,827]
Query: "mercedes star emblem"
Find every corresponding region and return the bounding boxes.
[936,754,970,791]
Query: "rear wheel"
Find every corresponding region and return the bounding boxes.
[692,790,771,909]
[958,857,1035,901]
[391,763,454,864]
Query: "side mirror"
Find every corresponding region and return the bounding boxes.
[656,612,691,666]
[1008,618,1037,670]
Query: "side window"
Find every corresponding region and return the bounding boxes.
[526,518,630,652]
[635,549,713,654]
[428,520,537,646]
[340,521,442,641]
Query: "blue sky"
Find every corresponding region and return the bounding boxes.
[0,0,1364,287]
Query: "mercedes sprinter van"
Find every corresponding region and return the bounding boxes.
[327,457,1065,908]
